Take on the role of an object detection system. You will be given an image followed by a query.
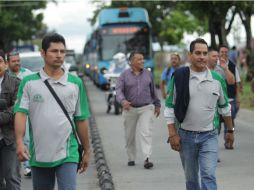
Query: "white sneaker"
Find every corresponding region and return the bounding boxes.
[24,168,31,177]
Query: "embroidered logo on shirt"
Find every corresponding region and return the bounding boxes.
[33,94,44,103]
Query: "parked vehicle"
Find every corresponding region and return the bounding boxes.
[19,51,44,72]
[19,51,80,76]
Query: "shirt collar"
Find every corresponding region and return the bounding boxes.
[190,67,213,82]
[130,67,144,74]
[39,67,68,85]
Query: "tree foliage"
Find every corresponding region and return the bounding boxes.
[0,1,47,51]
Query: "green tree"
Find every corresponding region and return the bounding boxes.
[0,1,47,51]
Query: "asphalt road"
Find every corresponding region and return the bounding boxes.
[21,77,254,190]
[85,77,254,190]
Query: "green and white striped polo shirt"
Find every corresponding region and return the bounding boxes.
[14,69,90,167]
[8,67,33,79]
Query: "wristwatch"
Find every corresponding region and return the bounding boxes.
[227,128,234,133]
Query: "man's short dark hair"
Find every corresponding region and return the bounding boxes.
[0,50,6,62]
[190,38,208,53]
[218,44,229,51]
[208,47,218,52]
[128,51,144,62]
[42,33,66,52]
[6,51,19,62]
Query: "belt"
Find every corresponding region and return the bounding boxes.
[131,103,150,108]
[179,128,215,134]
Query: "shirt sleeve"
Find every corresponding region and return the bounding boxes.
[164,77,176,124]
[14,79,29,114]
[164,107,175,124]
[116,72,126,104]
[73,81,90,121]
[165,76,176,108]
[217,77,231,116]
[160,68,167,81]
[151,78,161,108]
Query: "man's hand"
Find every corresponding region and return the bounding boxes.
[78,150,90,174]
[167,124,181,152]
[225,133,234,149]
[168,134,181,152]
[219,58,228,70]
[16,142,30,162]
[154,106,160,117]
[121,100,131,110]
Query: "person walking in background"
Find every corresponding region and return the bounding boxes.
[164,38,234,190]
[116,51,160,169]
[207,47,235,85]
[160,52,181,99]
[228,46,238,65]
[6,51,33,78]
[207,47,235,162]
[219,45,241,149]
[6,51,33,177]
[0,49,21,190]
[14,33,91,190]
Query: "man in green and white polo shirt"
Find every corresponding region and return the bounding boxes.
[6,51,33,79]
[14,33,91,190]
[164,38,234,190]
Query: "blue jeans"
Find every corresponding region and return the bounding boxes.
[178,128,218,190]
[31,163,78,190]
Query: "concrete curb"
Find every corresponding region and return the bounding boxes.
[84,78,115,190]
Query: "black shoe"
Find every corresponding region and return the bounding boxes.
[144,158,153,169]
[128,161,135,166]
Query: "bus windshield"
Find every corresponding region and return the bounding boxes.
[100,25,150,60]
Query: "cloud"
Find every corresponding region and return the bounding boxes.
[42,1,95,53]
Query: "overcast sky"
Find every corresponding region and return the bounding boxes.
[42,1,96,53]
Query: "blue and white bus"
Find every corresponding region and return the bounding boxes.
[83,7,154,89]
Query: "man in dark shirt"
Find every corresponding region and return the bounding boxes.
[0,49,21,190]
[116,51,161,169]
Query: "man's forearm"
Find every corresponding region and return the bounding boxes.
[223,116,234,130]
[76,120,90,152]
[15,112,27,144]
[168,123,177,136]
[224,69,235,85]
